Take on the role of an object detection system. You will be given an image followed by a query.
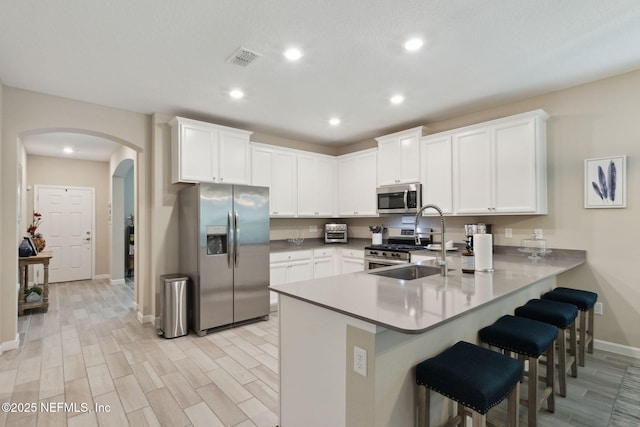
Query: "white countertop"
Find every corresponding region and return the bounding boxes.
[269,252,585,334]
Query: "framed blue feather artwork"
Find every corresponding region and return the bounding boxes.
[584,155,626,208]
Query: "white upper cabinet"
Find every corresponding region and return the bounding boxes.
[338,150,378,216]
[297,154,336,217]
[419,134,453,214]
[452,110,549,215]
[251,144,297,217]
[170,117,251,184]
[376,127,423,186]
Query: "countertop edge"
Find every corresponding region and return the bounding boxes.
[270,256,586,334]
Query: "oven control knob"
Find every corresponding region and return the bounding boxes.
[382,252,388,257]
[370,251,377,255]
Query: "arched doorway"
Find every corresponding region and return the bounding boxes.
[20,129,140,301]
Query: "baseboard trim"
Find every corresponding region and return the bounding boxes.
[595,339,640,359]
[110,278,125,285]
[136,311,155,325]
[94,274,110,280]
[0,334,20,355]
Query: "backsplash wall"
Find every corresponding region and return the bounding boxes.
[271,215,558,248]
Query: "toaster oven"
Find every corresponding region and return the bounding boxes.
[324,223,347,243]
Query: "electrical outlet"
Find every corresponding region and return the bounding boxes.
[309,225,318,233]
[505,228,512,238]
[534,229,543,239]
[594,302,603,315]
[354,346,367,377]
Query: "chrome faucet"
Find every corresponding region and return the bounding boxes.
[414,204,447,276]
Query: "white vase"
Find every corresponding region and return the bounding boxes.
[372,233,382,245]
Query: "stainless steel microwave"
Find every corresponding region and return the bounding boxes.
[376,183,422,214]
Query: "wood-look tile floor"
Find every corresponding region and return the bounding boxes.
[1,278,279,427]
[1,278,637,426]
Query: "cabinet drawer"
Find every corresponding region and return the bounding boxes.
[270,250,313,263]
[313,248,335,258]
[340,248,364,259]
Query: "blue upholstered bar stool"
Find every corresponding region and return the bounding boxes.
[415,341,523,427]
[479,315,558,427]
[542,287,598,367]
[515,299,578,397]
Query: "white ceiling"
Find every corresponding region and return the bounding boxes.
[3,0,640,160]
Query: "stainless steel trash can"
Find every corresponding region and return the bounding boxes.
[160,274,189,338]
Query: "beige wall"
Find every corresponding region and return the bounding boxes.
[26,155,111,276]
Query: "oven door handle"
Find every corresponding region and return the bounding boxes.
[403,190,408,211]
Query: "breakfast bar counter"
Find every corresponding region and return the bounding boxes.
[270,249,585,427]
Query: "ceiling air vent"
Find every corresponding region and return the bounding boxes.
[227,47,262,67]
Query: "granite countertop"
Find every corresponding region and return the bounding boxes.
[270,238,371,253]
[269,250,586,334]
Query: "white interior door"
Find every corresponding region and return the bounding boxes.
[35,186,94,283]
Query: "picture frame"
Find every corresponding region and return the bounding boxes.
[584,155,626,208]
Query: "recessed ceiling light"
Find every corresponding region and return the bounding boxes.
[390,95,405,105]
[229,89,244,99]
[404,38,424,51]
[329,117,341,126]
[284,48,303,61]
[63,147,74,154]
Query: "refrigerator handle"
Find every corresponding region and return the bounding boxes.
[234,211,240,266]
[227,212,233,268]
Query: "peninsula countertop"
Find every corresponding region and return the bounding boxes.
[269,250,586,334]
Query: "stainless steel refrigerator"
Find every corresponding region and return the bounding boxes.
[179,183,270,336]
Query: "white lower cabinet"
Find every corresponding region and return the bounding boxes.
[269,250,314,307]
[270,247,364,307]
[313,248,336,278]
[339,249,365,274]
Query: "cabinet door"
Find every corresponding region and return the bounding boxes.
[420,135,453,214]
[338,156,358,215]
[377,137,401,186]
[179,123,218,183]
[219,130,250,184]
[271,151,297,216]
[315,157,336,216]
[270,262,288,286]
[341,258,364,274]
[288,260,314,283]
[355,152,378,216]
[492,118,537,213]
[296,155,316,216]
[453,128,492,214]
[398,134,420,183]
[313,257,335,278]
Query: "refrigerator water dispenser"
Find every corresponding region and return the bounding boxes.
[206,226,227,255]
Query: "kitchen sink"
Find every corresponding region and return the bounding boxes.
[369,264,445,280]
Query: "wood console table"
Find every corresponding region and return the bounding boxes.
[18,252,53,315]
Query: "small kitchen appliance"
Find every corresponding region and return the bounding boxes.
[325,223,348,243]
[364,227,432,270]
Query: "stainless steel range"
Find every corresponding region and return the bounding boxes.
[364,228,432,270]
